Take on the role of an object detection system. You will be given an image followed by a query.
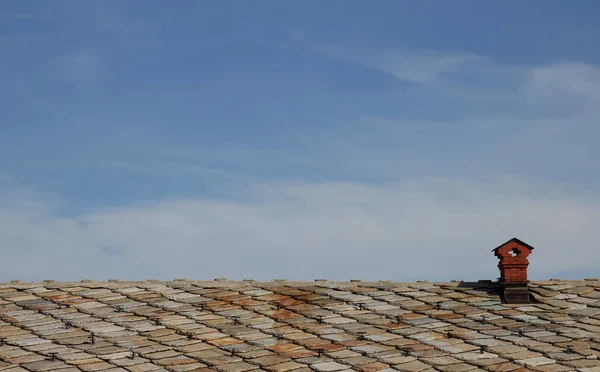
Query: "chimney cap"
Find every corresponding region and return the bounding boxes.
[491,237,535,253]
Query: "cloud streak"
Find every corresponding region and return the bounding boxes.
[525,62,600,105]
[374,50,482,84]
[1,177,598,282]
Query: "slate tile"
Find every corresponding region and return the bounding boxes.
[78,362,116,371]
[353,361,389,372]
[168,363,210,372]
[421,356,461,366]
[124,363,163,372]
[20,360,71,372]
[337,356,374,366]
[1,367,30,372]
[5,354,47,364]
[530,364,576,372]
[390,359,431,371]
[154,355,197,366]
[515,357,555,367]
[213,362,258,372]
[309,362,348,372]
[562,359,600,368]
[484,363,523,372]
[436,363,478,372]
[262,361,305,372]
[46,369,80,372]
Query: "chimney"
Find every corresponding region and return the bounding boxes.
[492,238,534,303]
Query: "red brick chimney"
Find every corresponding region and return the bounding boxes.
[492,238,534,283]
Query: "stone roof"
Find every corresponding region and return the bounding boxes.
[1,279,600,372]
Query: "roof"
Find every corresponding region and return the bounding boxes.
[1,279,599,372]
[492,238,535,253]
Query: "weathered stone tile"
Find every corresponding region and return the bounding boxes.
[213,362,258,372]
[167,363,209,372]
[143,350,181,360]
[1,367,30,372]
[19,348,59,362]
[530,364,576,372]
[439,344,481,354]
[349,345,389,355]
[379,355,415,365]
[436,363,478,372]
[454,351,499,362]
[262,361,305,372]
[353,361,389,371]
[488,345,527,355]
[249,354,290,367]
[309,362,348,372]
[20,360,71,372]
[45,368,80,372]
[514,357,555,367]
[154,355,197,366]
[562,359,600,368]
[420,356,461,366]
[124,363,163,372]
[78,362,116,371]
[391,359,431,371]
[336,356,374,366]
[508,351,544,360]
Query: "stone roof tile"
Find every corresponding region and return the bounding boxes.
[0,280,599,371]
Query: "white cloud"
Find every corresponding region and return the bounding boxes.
[315,46,483,84]
[374,50,482,83]
[1,178,598,283]
[525,62,600,104]
[315,46,531,95]
[317,46,600,109]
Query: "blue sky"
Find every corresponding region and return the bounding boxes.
[1,1,599,282]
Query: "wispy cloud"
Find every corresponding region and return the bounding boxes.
[315,46,493,85]
[525,62,600,104]
[374,50,482,84]
[315,46,599,109]
[1,177,598,282]
[297,49,600,182]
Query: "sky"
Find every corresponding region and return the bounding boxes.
[1,1,599,282]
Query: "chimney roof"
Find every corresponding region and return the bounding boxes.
[491,237,535,253]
